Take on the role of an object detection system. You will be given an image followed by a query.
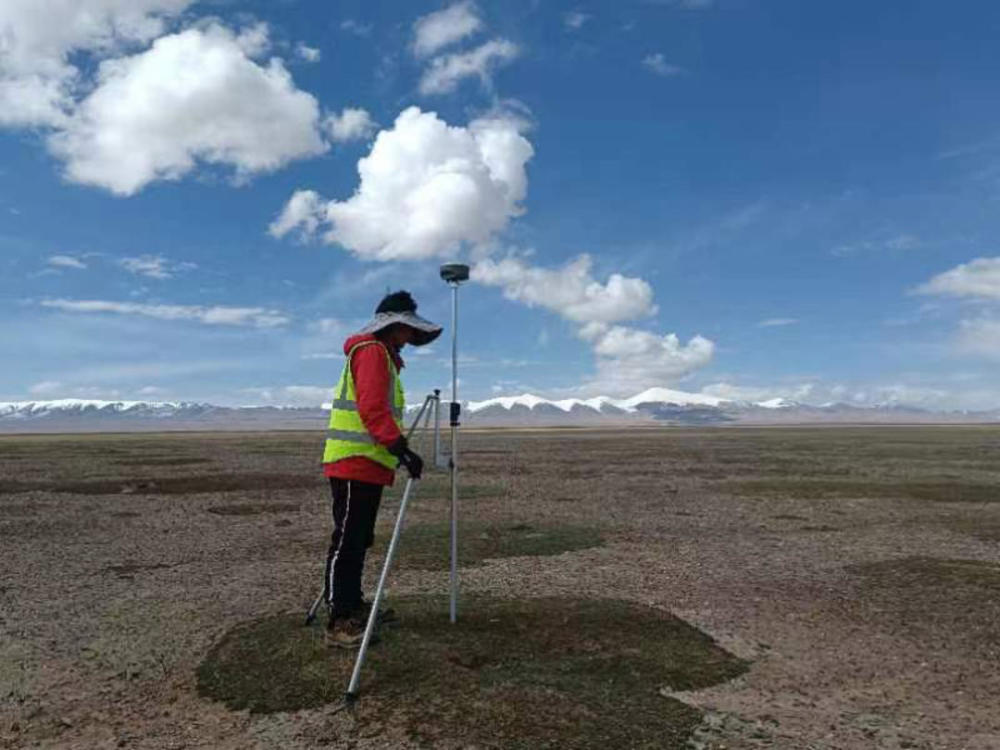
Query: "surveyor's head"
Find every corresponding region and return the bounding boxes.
[358,289,442,347]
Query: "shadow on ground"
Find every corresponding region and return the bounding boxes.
[197,596,749,749]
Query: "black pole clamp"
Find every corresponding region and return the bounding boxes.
[450,401,461,427]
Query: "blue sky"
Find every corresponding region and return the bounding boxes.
[2,0,1000,409]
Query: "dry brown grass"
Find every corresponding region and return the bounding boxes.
[3,425,1000,749]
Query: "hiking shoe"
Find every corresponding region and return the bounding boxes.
[359,597,399,625]
[325,617,379,650]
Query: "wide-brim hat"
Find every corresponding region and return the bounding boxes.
[357,310,443,346]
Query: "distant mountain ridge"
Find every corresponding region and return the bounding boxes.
[0,400,323,432]
[0,391,997,432]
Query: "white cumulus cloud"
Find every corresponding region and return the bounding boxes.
[269,189,325,241]
[915,258,1000,362]
[240,384,330,406]
[412,1,483,58]
[269,104,711,395]
[118,254,195,279]
[295,42,321,63]
[47,254,87,269]
[472,255,656,325]
[45,23,327,195]
[270,107,533,259]
[29,380,63,396]
[563,11,591,30]
[642,53,684,77]
[758,317,798,327]
[0,0,194,128]
[917,257,1000,301]
[41,298,290,328]
[472,254,712,394]
[323,107,376,142]
[701,382,815,403]
[340,20,372,37]
[419,38,519,96]
[956,318,1000,360]
[584,325,715,395]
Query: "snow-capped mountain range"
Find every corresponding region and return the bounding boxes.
[0,399,321,432]
[466,387,733,413]
[0,389,996,433]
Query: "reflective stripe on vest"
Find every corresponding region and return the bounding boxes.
[322,341,405,469]
[330,398,404,420]
[326,428,376,444]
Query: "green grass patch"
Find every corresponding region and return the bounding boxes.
[0,473,320,496]
[111,457,214,467]
[724,479,998,504]
[206,503,301,516]
[197,596,749,748]
[947,518,1000,542]
[845,557,1000,653]
[847,557,1000,590]
[381,522,604,570]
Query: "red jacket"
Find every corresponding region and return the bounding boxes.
[323,333,405,486]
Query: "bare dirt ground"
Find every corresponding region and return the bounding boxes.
[1,426,999,749]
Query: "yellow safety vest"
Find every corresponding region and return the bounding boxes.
[323,341,405,470]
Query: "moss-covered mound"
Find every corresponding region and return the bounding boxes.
[197,596,749,749]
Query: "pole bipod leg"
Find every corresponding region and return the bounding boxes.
[304,589,325,626]
[344,476,418,703]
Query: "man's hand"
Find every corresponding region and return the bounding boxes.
[399,449,423,479]
[387,436,424,479]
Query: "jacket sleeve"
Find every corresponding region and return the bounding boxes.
[351,344,403,447]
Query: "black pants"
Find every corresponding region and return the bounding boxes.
[324,478,383,619]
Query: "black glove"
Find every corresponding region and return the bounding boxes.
[399,449,423,480]
[387,436,423,479]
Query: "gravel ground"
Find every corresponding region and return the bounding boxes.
[1,426,999,749]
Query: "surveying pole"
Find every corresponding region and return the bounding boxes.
[440,262,469,624]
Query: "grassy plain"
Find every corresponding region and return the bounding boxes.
[1,426,999,749]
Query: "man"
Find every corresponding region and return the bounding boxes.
[322,290,441,648]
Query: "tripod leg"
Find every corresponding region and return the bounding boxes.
[345,477,418,701]
[434,393,444,468]
[304,588,326,626]
[406,395,433,440]
[422,395,434,456]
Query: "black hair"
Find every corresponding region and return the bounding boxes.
[375,290,418,314]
